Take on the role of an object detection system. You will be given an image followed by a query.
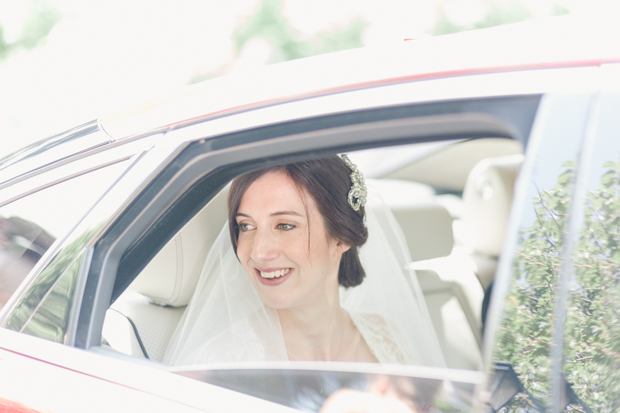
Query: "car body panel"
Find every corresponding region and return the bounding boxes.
[0,122,108,186]
[0,328,298,413]
[99,14,619,141]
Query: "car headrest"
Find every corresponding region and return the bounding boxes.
[369,179,454,262]
[130,186,229,307]
[391,203,454,261]
[462,154,524,257]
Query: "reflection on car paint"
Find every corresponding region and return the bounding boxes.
[178,368,475,413]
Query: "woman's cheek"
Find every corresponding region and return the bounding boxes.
[236,235,253,260]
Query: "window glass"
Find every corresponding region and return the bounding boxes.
[0,160,129,312]
[487,94,592,411]
[560,91,620,412]
[20,249,87,343]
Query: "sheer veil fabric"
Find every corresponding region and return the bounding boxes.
[163,185,445,367]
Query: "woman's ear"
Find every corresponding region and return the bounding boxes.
[335,240,351,254]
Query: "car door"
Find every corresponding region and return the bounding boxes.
[80,84,543,410]
[0,65,599,412]
[0,127,295,412]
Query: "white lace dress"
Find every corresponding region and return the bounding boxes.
[178,311,415,365]
[348,311,416,364]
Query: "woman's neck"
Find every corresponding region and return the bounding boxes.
[277,292,347,361]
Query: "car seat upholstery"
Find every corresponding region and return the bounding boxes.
[407,154,524,369]
[363,179,483,370]
[367,179,453,262]
[103,186,229,361]
[461,154,524,289]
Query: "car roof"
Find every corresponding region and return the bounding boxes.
[99,14,620,141]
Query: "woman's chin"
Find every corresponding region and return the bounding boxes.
[260,294,296,310]
[256,287,298,310]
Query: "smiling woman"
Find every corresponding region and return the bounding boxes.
[163,155,445,366]
[230,158,374,362]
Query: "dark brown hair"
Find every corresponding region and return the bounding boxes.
[227,156,368,288]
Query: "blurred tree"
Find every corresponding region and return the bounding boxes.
[232,0,365,64]
[0,0,61,61]
[494,160,620,411]
[434,0,570,35]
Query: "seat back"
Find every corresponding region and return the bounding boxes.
[462,154,524,287]
[370,178,485,369]
[103,187,229,361]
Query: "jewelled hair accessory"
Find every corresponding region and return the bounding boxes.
[340,154,367,211]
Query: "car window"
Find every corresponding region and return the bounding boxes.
[485,92,593,411]
[103,137,523,371]
[0,160,130,315]
[97,138,522,411]
[75,97,539,411]
[558,90,620,412]
[19,248,89,343]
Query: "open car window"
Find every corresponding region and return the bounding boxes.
[99,132,525,410]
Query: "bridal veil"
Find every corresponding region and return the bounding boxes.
[163,184,445,367]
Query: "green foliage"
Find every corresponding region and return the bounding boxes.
[563,161,620,412]
[494,163,576,404]
[433,0,569,36]
[0,0,61,60]
[232,0,365,64]
[494,160,620,411]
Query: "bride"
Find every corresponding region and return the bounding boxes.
[164,155,444,366]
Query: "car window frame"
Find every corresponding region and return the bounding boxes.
[76,95,542,351]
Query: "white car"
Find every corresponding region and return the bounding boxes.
[0,14,618,413]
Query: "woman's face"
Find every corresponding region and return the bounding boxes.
[235,171,348,310]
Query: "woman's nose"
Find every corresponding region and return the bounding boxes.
[250,229,279,262]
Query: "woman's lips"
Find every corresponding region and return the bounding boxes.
[254,267,292,286]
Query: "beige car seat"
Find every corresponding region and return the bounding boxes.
[370,179,483,370]
[102,187,229,361]
[461,154,524,289]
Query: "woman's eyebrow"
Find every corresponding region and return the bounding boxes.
[270,211,303,217]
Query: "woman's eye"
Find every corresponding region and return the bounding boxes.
[277,223,295,231]
[238,223,255,232]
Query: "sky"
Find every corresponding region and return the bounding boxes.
[0,0,611,157]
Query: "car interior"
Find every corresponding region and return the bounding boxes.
[101,136,523,371]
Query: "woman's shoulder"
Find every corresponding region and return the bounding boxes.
[348,311,416,365]
[176,316,288,365]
